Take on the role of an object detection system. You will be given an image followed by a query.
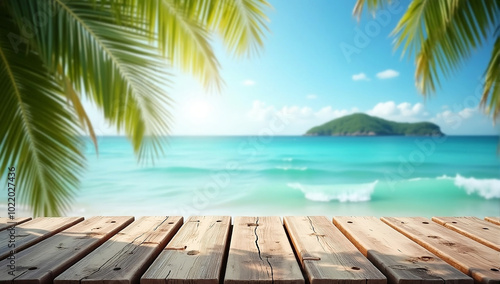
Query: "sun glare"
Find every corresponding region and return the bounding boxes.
[189,99,212,121]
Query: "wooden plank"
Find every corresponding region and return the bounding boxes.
[381,217,500,284]
[284,216,385,284]
[55,216,182,284]
[142,216,230,284]
[485,217,500,226]
[0,217,83,260]
[225,216,304,284]
[333,216,472,284]
[0,216,133,284]
[0,217,31,231]
[432,217,500,252]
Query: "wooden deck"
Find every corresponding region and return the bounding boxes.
[0,216,498,284]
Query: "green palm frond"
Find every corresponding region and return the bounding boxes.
[9,0,173,161]
[122,0,270,88]
[119,0,222,90]
[197,0,271,57]
[354,0,500,120]
[353,0,392,19]
[58,65,98,153]
[2,0,270,216]
[393,1,499,95]
[482,35,500,118]
[0,13,85,216]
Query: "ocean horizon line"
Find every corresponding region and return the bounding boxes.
[79,134,500,138]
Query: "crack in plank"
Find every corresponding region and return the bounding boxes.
[253,217,275,283]
[307,216,327,253]
[266,256,274,284]
[254,217,262,261]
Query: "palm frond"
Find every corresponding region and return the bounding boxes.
[0,13,85,216]
[9,0,173,162]
[353,0,393,19]
[197,0,271,57]
[353,0,500,120]
[393,0,499,95]
[59,65,98,153]
[119,0,222,90]
[482,35,500,119]
[122,0,270,88]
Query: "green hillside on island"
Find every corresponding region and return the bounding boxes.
[305,113,444,136]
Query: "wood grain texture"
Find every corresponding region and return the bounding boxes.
[284,216,385,284]
[381,217,500,284]
[432,217,500,251]
[141,216,230,284]
[0,217,31,231]
[0,217,83,260]
[55,216,182,284]
[0,216,133,284]
[485,217,500,226]
[333,216,472,284]
[225,216,304,284]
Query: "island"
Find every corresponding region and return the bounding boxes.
[305,113,445,136]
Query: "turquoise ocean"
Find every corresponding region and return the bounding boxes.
[62,136,500,218]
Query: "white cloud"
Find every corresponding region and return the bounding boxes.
[376,69,399,79]
[459,107,476,119]
[367,101,427,122]
[242,79,255,86]
[247,100,276,121]
[352,73,369,81]
[306,94,317,100]
[431,107,477,125]
[245,100,495,135]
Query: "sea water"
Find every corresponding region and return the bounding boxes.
[64,136,499,217]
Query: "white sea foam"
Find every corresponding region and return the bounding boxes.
[408,177,427,181]
[282,158,293,162]
[437,175,453,180]
[276,166,307,171]
[454,174,500,199]
[407,174,500,199]
[288,181,378,202]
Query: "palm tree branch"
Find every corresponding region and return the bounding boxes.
[0,13,85,216]
[0,34,49,199]
[58,64,98,153]
[481,35,500,119]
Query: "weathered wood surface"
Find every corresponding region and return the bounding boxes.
[333,216,472,284]
[55,216,182,284]
[225,216,304,284]
[142,216,230,284]
[0,217,31,231]
[381,217,500,284]
[0,216,133,284]
[0,217,83,260]
[484,217,500,226]
[432,217,500,252]
[285,216,386,284]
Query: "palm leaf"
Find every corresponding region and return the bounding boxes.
[9,0,173,162]
[353,0,500,120]
[482,35,500,118]
[122,0,270,89]
[195,0,271,57]
[0,12,85,216]
[58,65,98,153]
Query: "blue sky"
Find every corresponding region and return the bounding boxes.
[87,0,500,136]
